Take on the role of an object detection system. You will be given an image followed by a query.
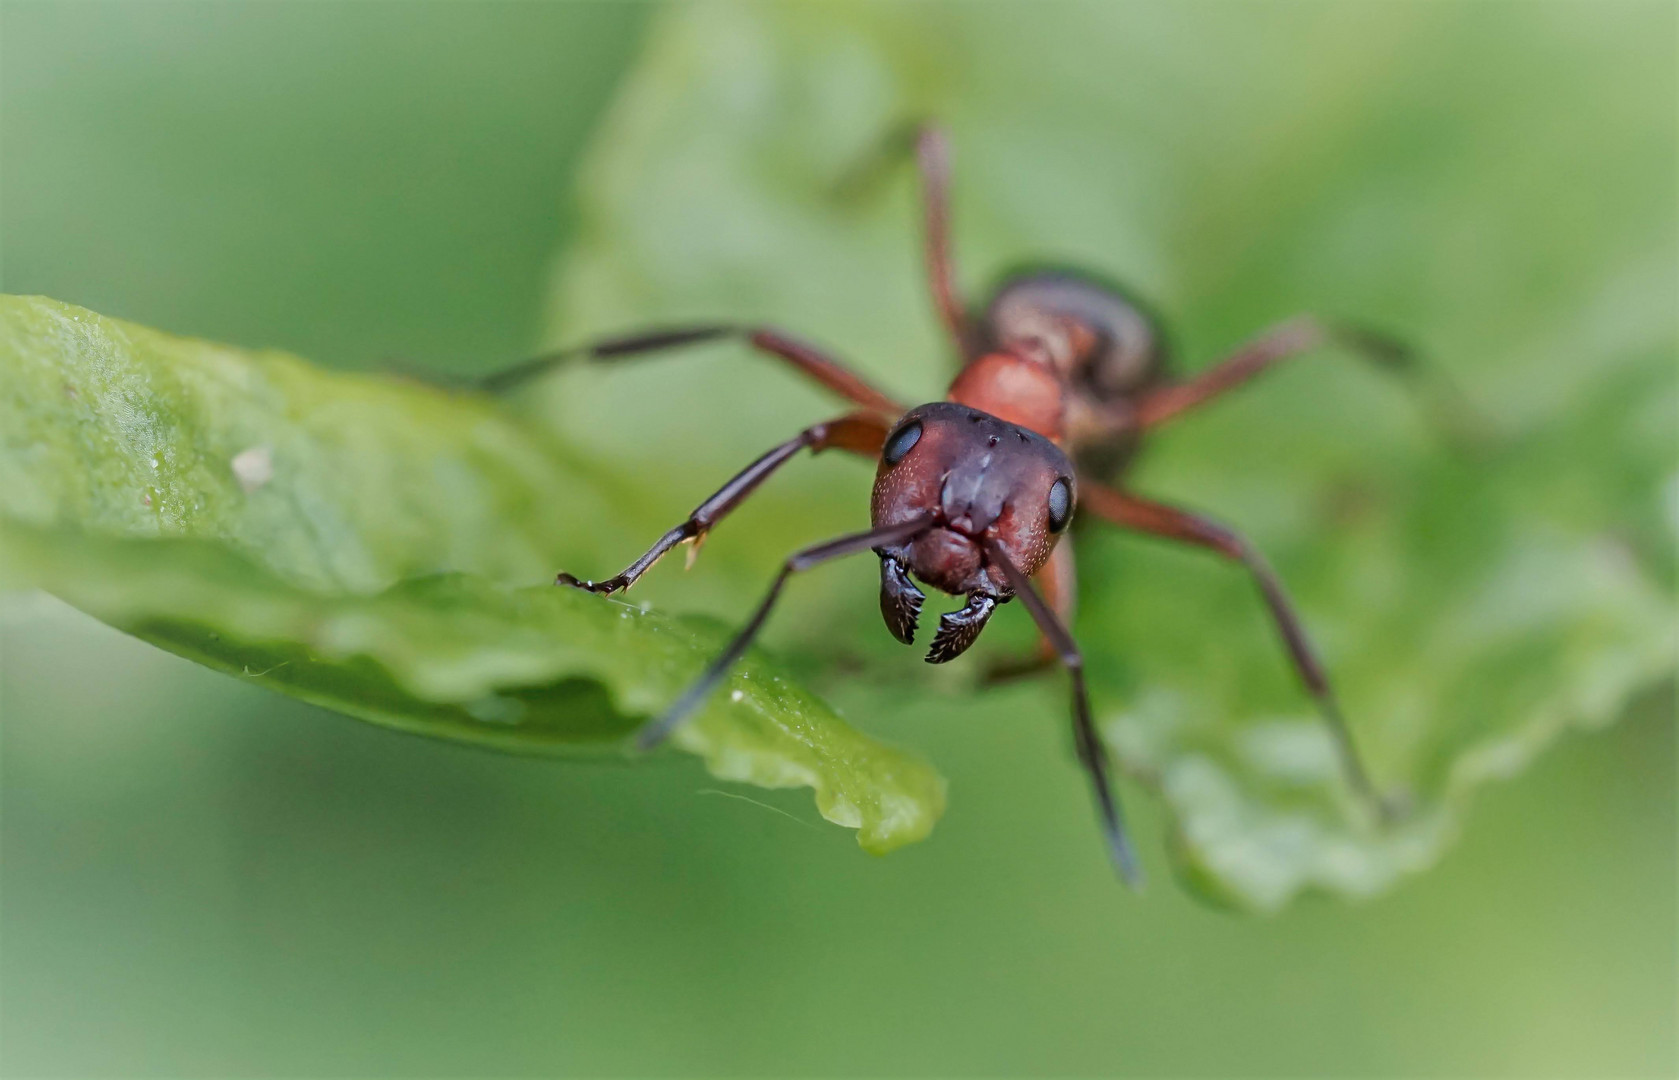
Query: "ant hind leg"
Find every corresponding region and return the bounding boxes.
[1132,315,1484,448]
[833,120,978,360]
[1078,480,1389,816]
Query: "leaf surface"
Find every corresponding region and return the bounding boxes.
[0,294,945,854]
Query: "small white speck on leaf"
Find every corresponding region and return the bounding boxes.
[730,689,744,702]
[465,694,526,725]
[232,446,274,493]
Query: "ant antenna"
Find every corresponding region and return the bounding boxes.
[636,518,933,751]
[985,538,1144,889]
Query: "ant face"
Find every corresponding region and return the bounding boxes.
[871,402,1075,656]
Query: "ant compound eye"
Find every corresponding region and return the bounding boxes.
[1047,477,1073,533]
[882,420,923,465]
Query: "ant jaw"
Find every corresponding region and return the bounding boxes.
[926,592,997,664]
[879,555,925,645]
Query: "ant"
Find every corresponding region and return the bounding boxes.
[487,126,1437,886]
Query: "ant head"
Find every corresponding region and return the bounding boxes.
[870,403,1075,659]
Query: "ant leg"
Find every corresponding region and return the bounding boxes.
[1077,481,1382,811]
[1132,316,1480,444]
[832,121,976,359]
[984,538,1142,888]
[482,325,903,416]
[637,518,934,750]
[911,125,979,359]
[985,541,1076,682]
[557,412,890,596]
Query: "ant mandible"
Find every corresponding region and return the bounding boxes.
[489,126,1421,885]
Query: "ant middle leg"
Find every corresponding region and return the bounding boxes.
[557,411,891,596]
[482,324,903,416]
[1078,480,1384,813]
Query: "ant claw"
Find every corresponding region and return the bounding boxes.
[555,572,625,596]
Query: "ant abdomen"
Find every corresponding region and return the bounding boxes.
[980,268,1169,404]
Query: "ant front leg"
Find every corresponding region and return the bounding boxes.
[1132,316,1480,446]
[1078,480,1384,813]
[482,324,903,416]
[557,411,892,596]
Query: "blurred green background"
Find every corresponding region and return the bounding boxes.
[2,2,1673,1076]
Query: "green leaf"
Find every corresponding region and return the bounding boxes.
[0,294,944,855]
[529,2,1677,909]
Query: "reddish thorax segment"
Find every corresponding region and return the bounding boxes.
[946,351,1066,443]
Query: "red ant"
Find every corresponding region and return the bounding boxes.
[489,126,1434,885]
